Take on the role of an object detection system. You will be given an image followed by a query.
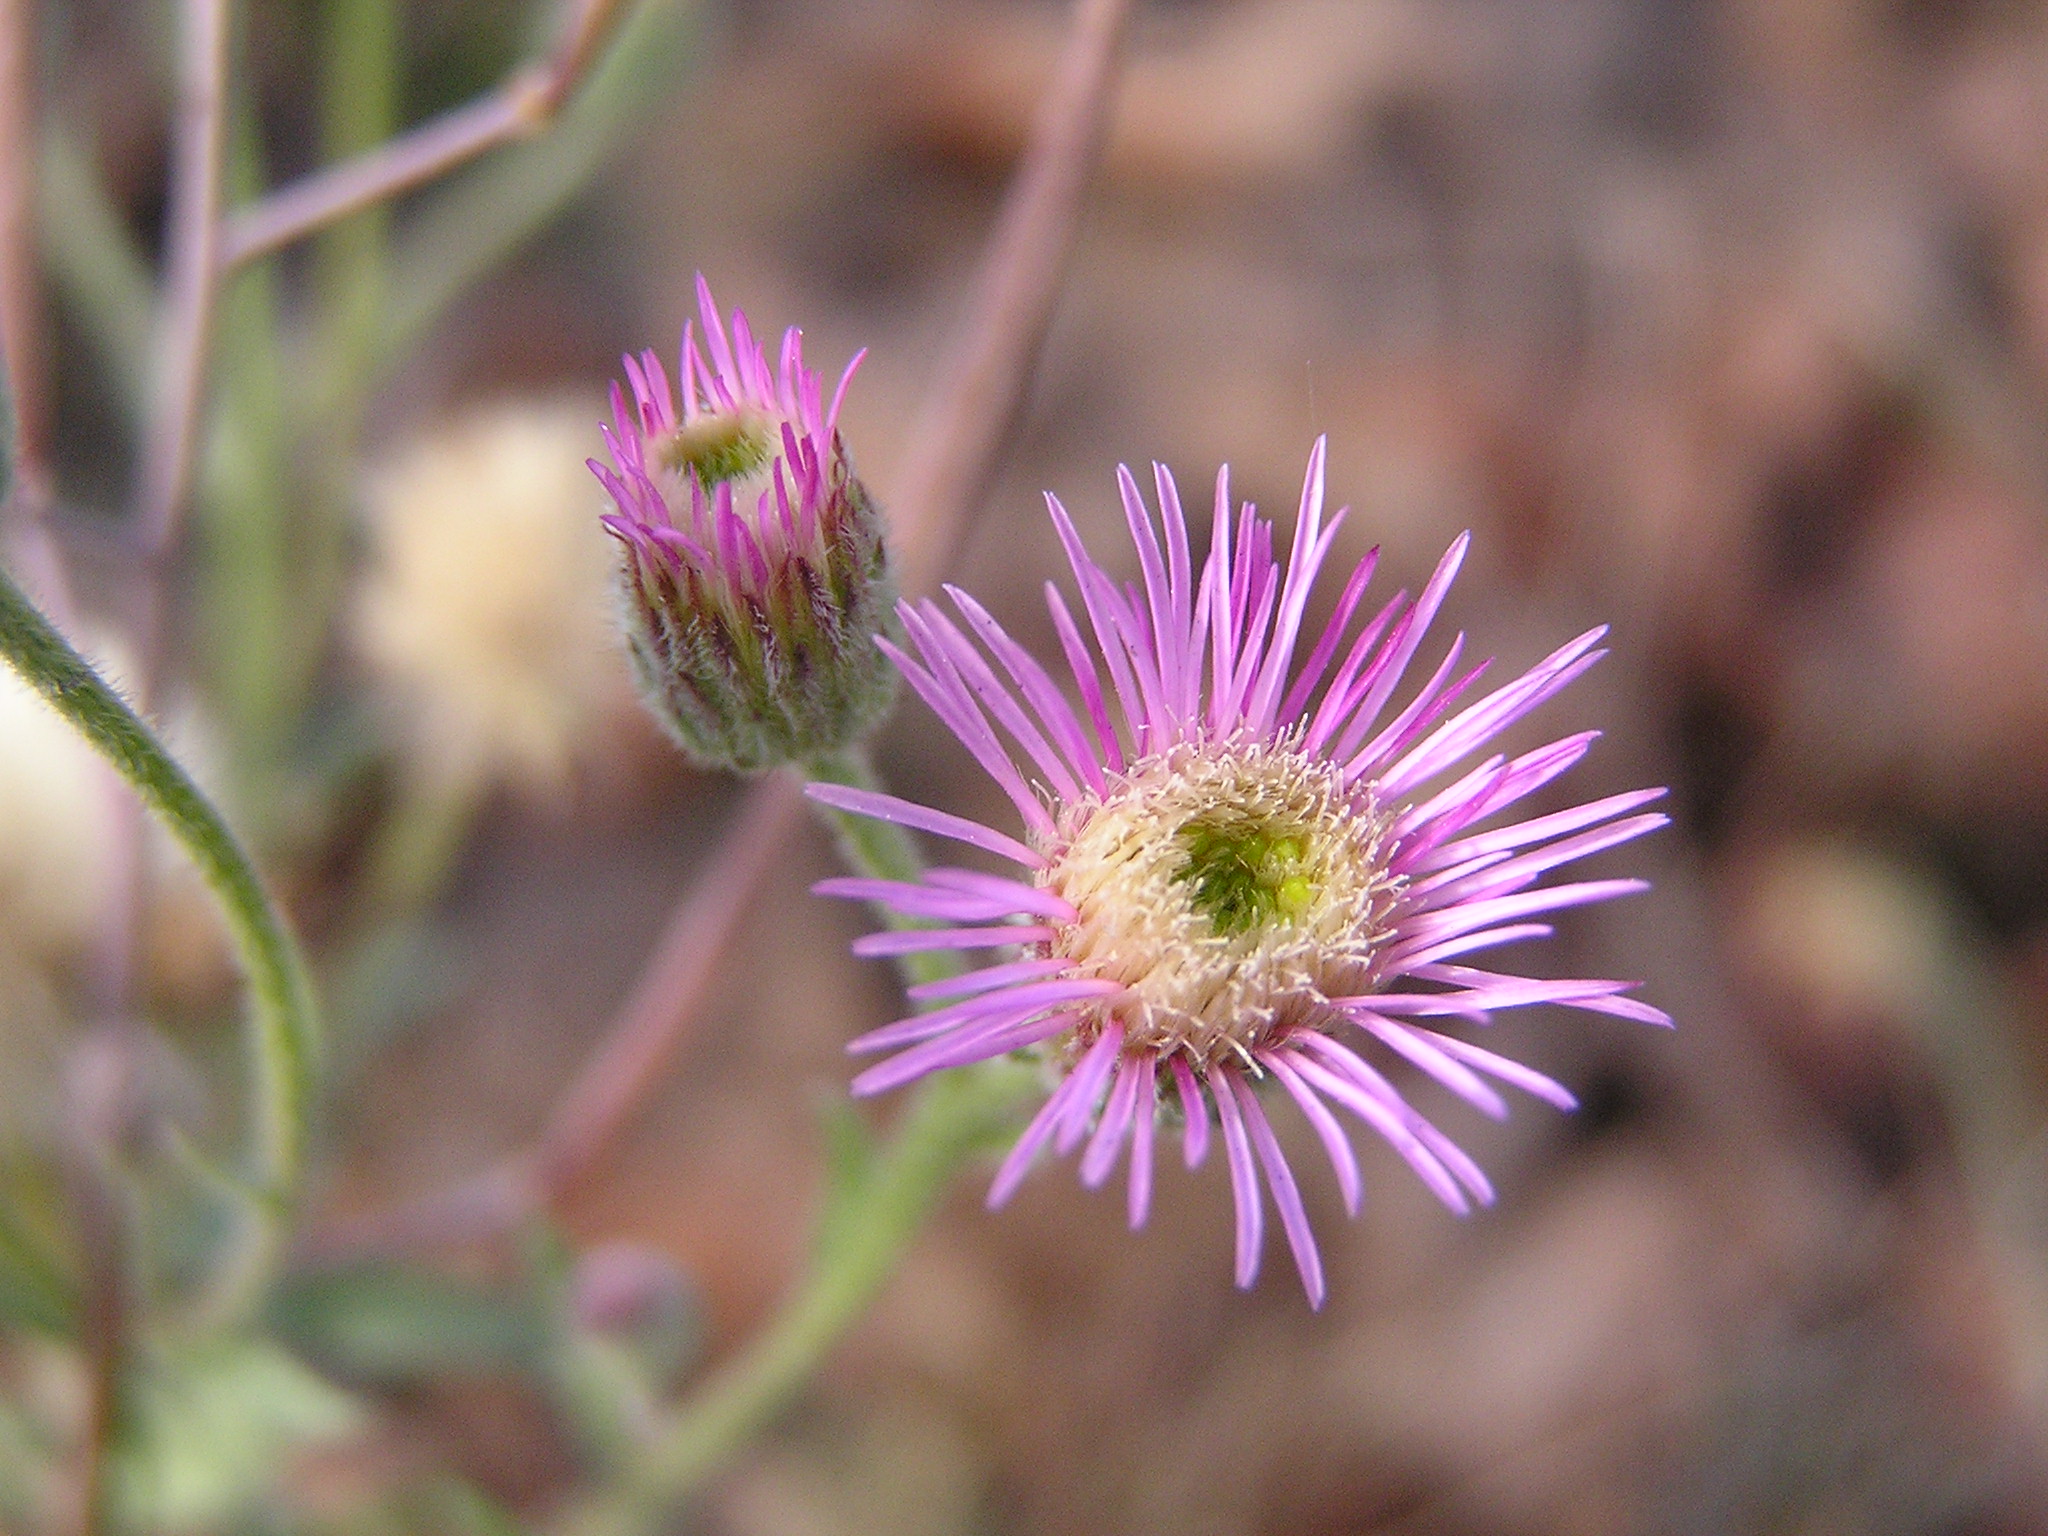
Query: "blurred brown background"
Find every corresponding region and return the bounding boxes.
[40,0,2048,1531]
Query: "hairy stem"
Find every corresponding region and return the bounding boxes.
[0,570,319,1257]
[554,1060,1033,1536]
[803,745,967,992]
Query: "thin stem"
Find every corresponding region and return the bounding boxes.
[890,0,1135,596]
[0,568,320,1240]
[528,772,805,1202]
[134,0,230,558]
[217,0,634,271]
[0,0,45,503]
[298,771,805,1262]
[0,0,85,640]
[552,1064,1036,1536]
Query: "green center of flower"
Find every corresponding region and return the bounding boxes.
[1173,816,1316,936]
[656,412,774,488]
[1037,738,1402,1067]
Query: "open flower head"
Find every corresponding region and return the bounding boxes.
[810,439,1668,1306]
[592,277,897,772]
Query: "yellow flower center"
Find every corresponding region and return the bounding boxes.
[1037,737,1401,1069]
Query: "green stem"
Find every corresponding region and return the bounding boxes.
[802,745,964,991]
[0,570,319,1233]
[554,1061,1033,1536]
[551,745,1037,1536]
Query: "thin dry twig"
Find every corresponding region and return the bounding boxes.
[0,0,45,495]
[306,0,1136,1260]
[298,773,805,1264]
[134,0,230,559]
[890,0,1135,595]
[86,0,231,1017]
[527,771,805,1200]
[0,0,79,625]
[217,0,633,272]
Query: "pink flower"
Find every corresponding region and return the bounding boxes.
[590,276,896,771]
[810,439,1667,1306]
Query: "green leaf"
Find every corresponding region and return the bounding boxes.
[271,1264,545,1385]
[0,1162,77,1338]
[35,126,155,428]
[110,1338,365,1532]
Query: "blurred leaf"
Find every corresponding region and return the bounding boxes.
[0,1163,75,1343]
[271,1264,546,1385]
[319,1476,529,1536]
[195,97,307,804]
[0,1365,69,1535]
[380,0,700,367]
[411,1478,529,1536]
[314,0,400,383]
[321,916,471,1087]
[35,126,154,428]
[109,1337,365,1533]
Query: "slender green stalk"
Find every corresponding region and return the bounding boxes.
[0,569,320,1226]
[314,0,398,390]
[548,744,1036,1536]
[357,767,485,919]
[803,744,964,991]
[553,1060,1033,1536]
[195,104,298,792]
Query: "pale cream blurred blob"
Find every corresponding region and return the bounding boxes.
[352,398,630,800]
[0,646,122,961]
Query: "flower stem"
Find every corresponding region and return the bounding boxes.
[0,568,319,1266]
[553,1060,1033,1536]
[802,744,964,990]
[550,745,1035,1536]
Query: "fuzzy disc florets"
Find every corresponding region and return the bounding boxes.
[807,438,1670,1309]
[1040,736,1400,1069]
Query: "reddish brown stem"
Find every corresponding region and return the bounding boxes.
[0,0,46,498]
[216,0,632,272]
[306,0,1136,1261]
[134,0,230,560]
[528,771,805,1202]
[299,772,803,1262]
[891,0,1135,595]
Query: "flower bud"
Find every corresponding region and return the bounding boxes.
[590,277,898,772]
